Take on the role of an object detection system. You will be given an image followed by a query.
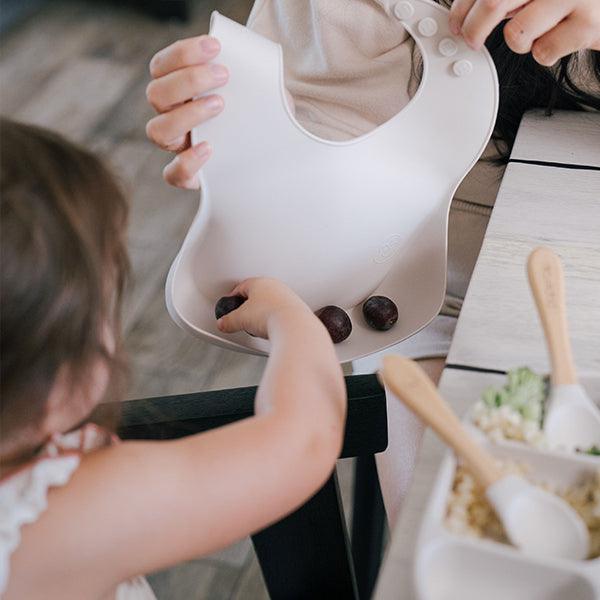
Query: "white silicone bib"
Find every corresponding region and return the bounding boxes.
[166,1,499,362]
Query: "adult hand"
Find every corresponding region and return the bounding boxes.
[449,0,600,66]
[146,35,228,189]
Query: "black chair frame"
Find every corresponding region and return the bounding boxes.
[99,374,387,599]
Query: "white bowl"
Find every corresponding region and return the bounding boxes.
[415,442,600,600]
[465,374,600,457]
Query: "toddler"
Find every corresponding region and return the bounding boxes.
[0,118,346,599]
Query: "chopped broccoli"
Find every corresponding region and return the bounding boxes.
[481,367,546,424]
[578,445,600,456]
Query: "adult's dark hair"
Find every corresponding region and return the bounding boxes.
[435,2,600,160]
[0,118,129,460]
[486,27,600,159]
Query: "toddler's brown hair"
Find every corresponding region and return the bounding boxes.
[0,118,129,464]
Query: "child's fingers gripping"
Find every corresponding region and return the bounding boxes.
[162,142,211,189]
[217,305,248,334]
[228,278,263,299]
[149,36,221,79]
[146,95,224,151]
[503,0,570,55]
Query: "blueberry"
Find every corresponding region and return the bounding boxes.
[316,306,352,344]
[215,295,246,320]
[362,296,398,331]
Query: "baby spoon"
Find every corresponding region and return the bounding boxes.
[380,355,589,560]
[527,246,600,452]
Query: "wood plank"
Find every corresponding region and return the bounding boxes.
[511,110,600,167]
[126,340,266,399]
[0,0,48,34]
[0,2,94,114]
[104,141,200,343]
[230,554,269,600]
[147,559,238,600]
[447,163,600,374]
[89,73,158,146]
[209,537,253,569]
[16,57,137,142]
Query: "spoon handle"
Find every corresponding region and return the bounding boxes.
[527,247,577,386]
[381,356,503,490]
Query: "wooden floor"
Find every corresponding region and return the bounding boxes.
[0,1,356,597]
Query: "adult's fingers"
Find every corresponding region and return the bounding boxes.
[503,0,571,54]
[149,35,221,78]
[448,0,528,37]
[448,0,477,35]
[146,95,224,150]
[146,63,229,113]
[460,0,528,49]
[531,14,596,66]
[162,142,211,189]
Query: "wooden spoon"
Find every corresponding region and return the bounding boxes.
[381,355,589,560]
[528,246,600,451]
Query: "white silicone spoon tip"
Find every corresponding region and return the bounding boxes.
[486,475,589,560]
[527,247,600,451]
[544,384,600,452]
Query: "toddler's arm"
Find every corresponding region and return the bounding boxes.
[11,280,345,598]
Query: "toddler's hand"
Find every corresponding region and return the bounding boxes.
[217,278,314,339]
[449,0,600,66]
[145,36,228,189]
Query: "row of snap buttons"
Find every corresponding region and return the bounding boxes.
[393,1,414,19]
[438,37,458,57]
[417,17,438,37]
[393,1,473,76]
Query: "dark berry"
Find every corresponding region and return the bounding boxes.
[316,306,352,344]
[362,296,398,331]
[215,295,246,319]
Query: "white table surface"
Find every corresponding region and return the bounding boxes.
[447,162,600,374]
[510,109,600,167]
[373,110,600,600]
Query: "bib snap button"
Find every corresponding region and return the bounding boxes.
[453,59,473,77]
[438,37,458,57]
[418,17,438,37]
[393,1,414,20]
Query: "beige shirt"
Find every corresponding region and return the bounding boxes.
[246,0,596,314]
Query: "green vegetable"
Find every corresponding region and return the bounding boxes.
[481,367,546,424]
[581,445,600,456]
